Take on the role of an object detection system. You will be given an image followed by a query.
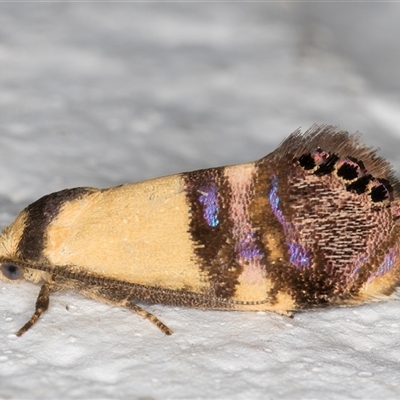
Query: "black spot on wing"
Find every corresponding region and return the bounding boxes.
[370,183,389,202]
[371,178,393,202]
[346,175,372,194]
[313,154,339,175]
[298,154,315,170]
[337,162,359,180]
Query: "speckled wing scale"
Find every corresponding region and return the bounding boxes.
[1,124,400,336]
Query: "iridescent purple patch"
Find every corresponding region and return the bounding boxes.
[269,176,285,225]
[368,247,397,282]
[269,175,312,269]
[237,232,264,261]
[289,243,312,268]
[351,254,370,277]
[198,184,219,227]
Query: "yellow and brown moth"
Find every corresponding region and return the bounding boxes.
[1,124,399,336]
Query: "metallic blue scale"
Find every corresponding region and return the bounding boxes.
[269,176,284,225]
[269,175,312,269]
[289,243,311,268]
[238,232,264,261]
[368,248,397,281]
[198,184,219,228]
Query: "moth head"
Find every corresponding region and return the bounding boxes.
[0,262,25,282]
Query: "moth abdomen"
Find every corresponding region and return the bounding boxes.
[1,124,399,336]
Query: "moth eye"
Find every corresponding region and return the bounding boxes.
[1,263,23,280]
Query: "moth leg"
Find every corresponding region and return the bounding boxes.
[77,284,173,335]
[16,282,58,336]
[125,302,173,336]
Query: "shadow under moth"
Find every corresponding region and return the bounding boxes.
[1,124,399,336]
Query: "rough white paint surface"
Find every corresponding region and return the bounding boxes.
[0,3,400,399]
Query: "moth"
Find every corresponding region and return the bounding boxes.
[1,124,399,336]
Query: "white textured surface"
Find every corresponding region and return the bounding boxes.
[0,4,400,400]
